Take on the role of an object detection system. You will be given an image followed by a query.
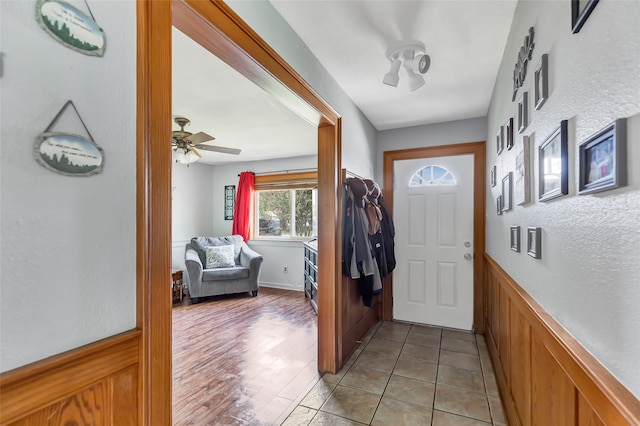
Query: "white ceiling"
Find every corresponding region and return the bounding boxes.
[172,1,517,165]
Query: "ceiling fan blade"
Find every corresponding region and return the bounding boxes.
[191,147,202,158]
[184,132,215,144]
[194,144,241,155]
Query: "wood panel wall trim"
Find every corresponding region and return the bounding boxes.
[483,254,640,425]
[0,330,140,425]
[381,141,486,332]
[137,1,172,424]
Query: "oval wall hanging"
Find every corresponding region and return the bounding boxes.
[35,0,106,57]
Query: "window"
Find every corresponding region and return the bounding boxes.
[409,165,456,186]
[253,171,317,239]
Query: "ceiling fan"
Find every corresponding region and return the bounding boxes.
[171,116,241,164]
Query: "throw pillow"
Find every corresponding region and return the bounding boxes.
[205,245,235,269]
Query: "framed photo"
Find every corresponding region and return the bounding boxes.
[496,126,504,155]
[224,185,236,220]
[490,165,497,188]
[539,120,569,202]
[527,227,542,259]
[497,196,503,215]
[510,226,521,252]
[515,136,531,205]
[505,118,514,150]
[578,119,626,195]
[502,172,513,212]
[518,92,528,133]
[534,54,548,110]
[572,0,599,34]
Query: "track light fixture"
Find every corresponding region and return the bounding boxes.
[382,44,431,91]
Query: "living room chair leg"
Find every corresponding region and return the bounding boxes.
[251,290,258,297]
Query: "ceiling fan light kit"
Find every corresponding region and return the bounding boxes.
[382,44,430,91]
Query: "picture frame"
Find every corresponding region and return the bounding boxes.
[496,126,504,155]
[501,172,513,212]
[490,165,497,188]
[518,92,528,133]
[534,54,548,110]
[515,136,531,205]
[224,185,236,220]
[527,227,542,259]
[572,0,599,34]
[510,226,521,252]
[578,119,626,195]
[539,120,569,202]
[497,196,503,215]
[505,117,514,150]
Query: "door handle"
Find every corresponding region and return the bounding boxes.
[464,253,472,260]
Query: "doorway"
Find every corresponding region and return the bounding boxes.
[138,1,342,422]
[381,142,486,332]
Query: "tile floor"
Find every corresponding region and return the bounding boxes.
[282,321,507,425]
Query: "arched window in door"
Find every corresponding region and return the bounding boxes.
[409,165,456,186]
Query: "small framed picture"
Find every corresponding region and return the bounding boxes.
[534,54,548,110]
[527,227,542,259]
[490,165,497,188]
[502,172,513,212]
[572,0,599,34]
[578,119,626,195]
[505,117,514,150]
[515,136,531,205]
[510,226,521,252]
[539,120,569,202]
[497,196,503,215]
[518,92,528,133]
[496,126,504,155]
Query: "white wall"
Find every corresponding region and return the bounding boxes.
[486,0,640,398]
[226,0,378,178]
[376,117,487,181]
[172,161,215,269]
[0,1,136,372]
[211,156,316,290]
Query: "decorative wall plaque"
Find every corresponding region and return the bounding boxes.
[224,185,236,220]
[512,27,535,101]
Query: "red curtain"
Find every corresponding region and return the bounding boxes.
[232,171,254,241]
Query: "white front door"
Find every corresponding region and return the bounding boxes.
[393,155,474,330]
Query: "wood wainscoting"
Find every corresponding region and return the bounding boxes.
[484,254,640,425]
[340,275,379,366]
[0,331,140,425]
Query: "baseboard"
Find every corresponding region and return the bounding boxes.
[483,253,640,425]
[260,282,304,292]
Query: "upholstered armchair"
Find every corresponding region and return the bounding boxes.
[184,235,263,304]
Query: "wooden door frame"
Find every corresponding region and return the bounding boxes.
[137,1,342,423]
[381,142,486,333]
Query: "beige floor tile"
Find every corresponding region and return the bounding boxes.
[441,337,478,355]
[393,357,437,383]
[409,324,442,336]
[476,335,490,356]
[373,326,409,343]
[442,328,476,342]
[344,348,362,367]
[379,321,412,333]
[437,365,485,394]
[400,343,439,363]
[480,355,495,375]
[439,349,482,372]
[309,411,368,426]
[484,372,499,397]
[488,395,507,425]
[281,406,317,426]
[432,410,492,426]
[320,385,381,424]
[340,366,391,395]
[405,331,441,348]
[300,380,337,409]
[364,338,404,357]
[434,385,491,423]
[371,397,433,426]
[354,350,398,373]
[383,374,435,408]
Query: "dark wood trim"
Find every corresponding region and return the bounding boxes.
[381,141,486,332]
[484,254,640,425]
[137,1,173,425]
[0,330,140,425]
